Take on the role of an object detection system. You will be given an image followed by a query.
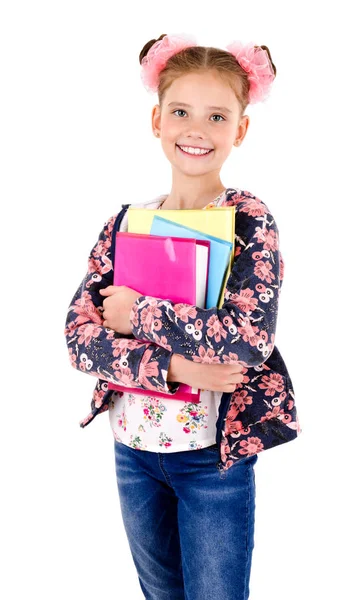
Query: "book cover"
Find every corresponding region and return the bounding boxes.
[150,216,232,308]
[128,206,235,308]
[107,232,210,403]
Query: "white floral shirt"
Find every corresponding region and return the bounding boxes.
[108,191,225,452]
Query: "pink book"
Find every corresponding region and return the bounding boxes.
[107,232,210,403]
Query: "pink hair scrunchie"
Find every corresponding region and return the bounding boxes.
[225,40,275,104]
[140,33,197,94]
[140,33,275,104]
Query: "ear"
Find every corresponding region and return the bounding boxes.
[151,104,161,137]
[234,115,250,146]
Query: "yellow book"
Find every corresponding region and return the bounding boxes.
[128,206,236,309]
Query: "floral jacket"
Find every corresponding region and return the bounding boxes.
[64,187,301,473]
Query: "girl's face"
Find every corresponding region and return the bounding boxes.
[151,70,249,176]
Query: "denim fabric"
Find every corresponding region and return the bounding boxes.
[113,439,258,600]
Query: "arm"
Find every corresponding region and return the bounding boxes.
[64,212,181,395]
[129,194,284,368]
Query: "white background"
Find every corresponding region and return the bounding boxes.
[1,1,359,598]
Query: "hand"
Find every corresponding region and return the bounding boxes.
[99,285,142,335]
[169,354,246,393]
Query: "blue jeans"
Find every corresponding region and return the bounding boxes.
[113,439,258,600]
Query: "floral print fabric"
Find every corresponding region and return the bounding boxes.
[64,187,301,472]
[109,388,222,452]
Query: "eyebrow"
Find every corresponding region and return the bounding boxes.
[167,101,232,115]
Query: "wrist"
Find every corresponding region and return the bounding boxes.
[168,354,187,382]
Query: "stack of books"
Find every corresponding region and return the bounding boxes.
[107,205,236,403]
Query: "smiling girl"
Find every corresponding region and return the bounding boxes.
[65,32,300,600]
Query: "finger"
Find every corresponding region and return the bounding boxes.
[100,286,116,295]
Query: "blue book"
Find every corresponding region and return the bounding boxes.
[150,216,232,308]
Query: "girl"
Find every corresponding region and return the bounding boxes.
[64,32,301,600]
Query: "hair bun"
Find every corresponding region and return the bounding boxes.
[139,34,168,65]
[256,45,276,77]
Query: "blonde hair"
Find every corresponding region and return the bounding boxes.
[139,34,277,116]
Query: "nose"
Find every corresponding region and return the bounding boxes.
[182,116,208,139]
[184,129,207,144]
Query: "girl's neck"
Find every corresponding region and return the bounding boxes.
[160,185,227,211]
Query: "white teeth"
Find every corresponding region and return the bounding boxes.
[179,145,212,155]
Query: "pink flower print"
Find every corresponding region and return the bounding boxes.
[261,406,285,421]
[89,255,112,277]
[72,289,91,311]
[73,290,103,325]
[192,346,221,363]
[93,387,106,409]
[254,259,275,284]
[104,214,116,236]
[65,319,78,338]
[148,331,172,352]
[112,337,146,357]
[77,322,102,347]
[129,303,139,328]
[279,251,285,281]
[221,352,248,372]
[138,348,162,390]
[286,398,294,410]
[183,427,191,433]
[258,373,285,396]
[225,420,245,435]
[117,417,127,431]
[221,441,231,464]
[264,228,279,252]
[157,335,172,351]
[139,304,163,334]
[87,256,100,275]
[231,389,253,412]
[173,304,197,323]
[225,413,251,436]
[226,191,244,206]
[79,412,93,427]
[228,289,258,313]
[254,226,279,252]
[68,348,77,367]
[238,197,268,218]
[238,436,264,456]
[237,316,259,346]
[94,236,111,259]
[206,314,228,343]
[111,341,125,358]
[112,363,136,386]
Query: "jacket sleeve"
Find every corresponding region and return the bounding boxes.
[129,196,282,368]
[64,211,181,395]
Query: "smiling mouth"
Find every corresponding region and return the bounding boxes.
[176,144,214,157]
